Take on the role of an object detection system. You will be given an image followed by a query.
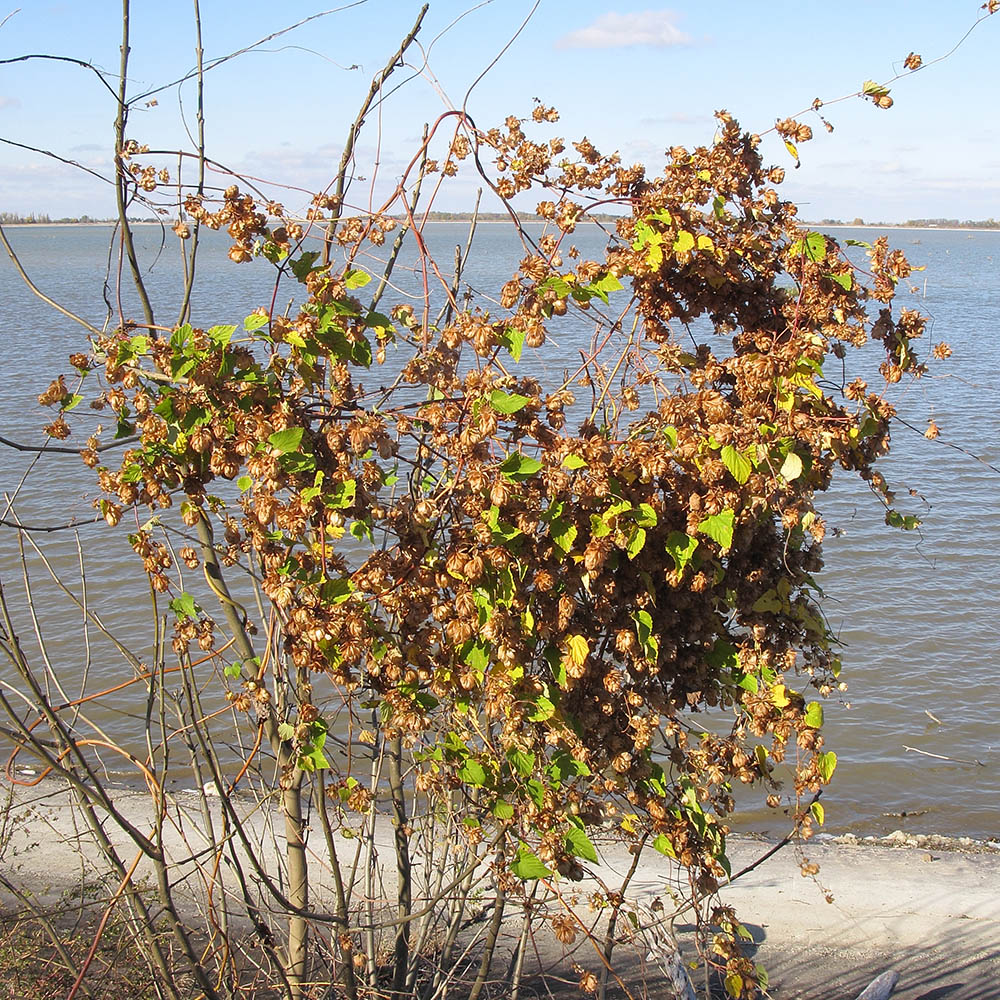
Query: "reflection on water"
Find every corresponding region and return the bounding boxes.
[2,224,1000,837]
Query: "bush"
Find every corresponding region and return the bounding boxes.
[5,4,991,998]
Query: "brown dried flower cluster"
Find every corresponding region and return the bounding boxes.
[65,108,933,997]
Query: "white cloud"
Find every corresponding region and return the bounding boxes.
[556,10,691,50]
[0,95,20,110]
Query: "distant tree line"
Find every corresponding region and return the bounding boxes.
[0,211,122,224]
[903,217,999,228]
[816,215,1000,229]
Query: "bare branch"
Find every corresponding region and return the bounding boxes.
[129,2,369,105]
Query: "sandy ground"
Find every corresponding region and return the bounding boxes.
[1,779,997,999]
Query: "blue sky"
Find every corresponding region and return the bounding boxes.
[0,1,997,221]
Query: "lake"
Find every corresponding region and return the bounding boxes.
[2,222,999,839]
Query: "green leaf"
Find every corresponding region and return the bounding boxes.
[508,749,535,778]
[351,335,372,368]
[551,520,577,555]
[634,503,657,528]
[652,834,677,859]
[458,759,488,786]
[511,846,551,880]
[207,324,236,347]
[244,312,269,332]
[321,578,355,604]
[665,531,698,572]
[349,519,373,542]
[546,644,567,688]
[364,311,394,333]
[803,701,824,728]
[525,779,545,806]
[539,275,572,298]
[501,327,526,361]
[277,722,295,741]
[753,589,783,613]
[344,268,371,289]
[61,393,83,412]
[590,514,611,539]
[706,639,738,672]
[625,525,647,560]
[780,451,803,481]
[548,750,591,780]
[565,826,598,863]
[829,271,853,291]
[281,451,316,474]
[290,251,320,281]
[795,231,826,262]
[237,475,252,492]
[299,747,330,771]
[810,801,825,826]
[697,509,735,551]
[325,479,356,509]
[562,454,587,470]
[462,640,489,678]
[268,427,304,454]
[485,505,521,543]
[500,453,542,481]
[170,323,193,351]
[886,510,921,531]
[584,272,624,303]
[672,230,695,253]
[816,750,837,782]
[528,695,556,722]
[633,609,653,641]
[493,799,515,821]
[224,662,242,680]
[721,445,753,485]
[169,593,199,621]
[490,390,531,414]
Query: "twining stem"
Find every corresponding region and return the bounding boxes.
[322,4,429,266]
[114,0,155,329]
[176,0,206,327]
[388,734,413,999]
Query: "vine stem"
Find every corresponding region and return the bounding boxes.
[113,0,155,330]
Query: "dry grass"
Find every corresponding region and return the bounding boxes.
[0,898,161,1000]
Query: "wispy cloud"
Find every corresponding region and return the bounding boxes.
[0,95,20,110]
[556,10,691,50]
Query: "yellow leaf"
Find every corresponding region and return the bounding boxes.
[673,230,695,253]
[697,234,715,251]
[780,452,803,481]
[565,634,589,668]
[771,684,790,708]
[784,139,799,165]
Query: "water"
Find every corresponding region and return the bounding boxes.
[2,222,999,838]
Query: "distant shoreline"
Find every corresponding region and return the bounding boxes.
[4,220,1000,234]
[807,223,1000,234]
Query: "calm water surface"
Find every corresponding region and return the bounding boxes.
[2,223,999,838]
